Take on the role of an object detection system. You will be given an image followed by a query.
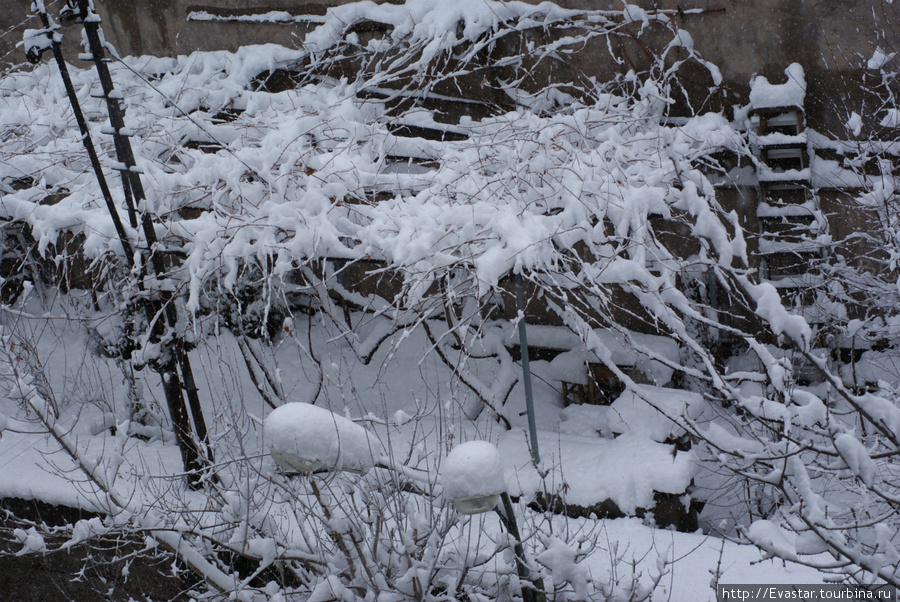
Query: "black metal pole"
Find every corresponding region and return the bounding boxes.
[72,0,140,229]
[77,0,215,455]
[514,274,541,466]
[72,1,213,463]
[32,0,213,485]
[495,492,546,602]
[176,343,212,455]
[30,4,134,264]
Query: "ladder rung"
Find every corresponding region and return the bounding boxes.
[101,126,134,137]
[79,53,111,63]
[110,162,144,174]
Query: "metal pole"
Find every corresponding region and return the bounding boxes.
[73,0,214,469]
[514,273,540,466]
[29,3,134,264]
[30,1,213,486]
[73,0,140,229]
[495,491,546,602]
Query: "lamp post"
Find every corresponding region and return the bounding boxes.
[265,405,545,601]
[442,440,546,602]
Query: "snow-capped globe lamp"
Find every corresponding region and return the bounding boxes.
[265,403,376,474]
[442,441,506,515]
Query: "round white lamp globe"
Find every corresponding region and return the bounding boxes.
[442,440,506,514]
[266,403,376,474]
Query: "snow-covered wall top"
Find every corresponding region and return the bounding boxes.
[749,63,806,111]
[5,0,895,100]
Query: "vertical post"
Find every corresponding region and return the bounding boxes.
[75,0,212,484]
[495,492,546,602]
[29,3,134,264]
[31,1,213,485]
[514,273,540,466]
[72,0,139,229]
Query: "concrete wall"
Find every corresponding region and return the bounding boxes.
[1,0,43,70]
[5,1,896,92]
[101,0,896,85]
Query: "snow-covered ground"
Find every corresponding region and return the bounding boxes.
[0,296,830,600]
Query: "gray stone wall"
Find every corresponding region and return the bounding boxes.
[5,1,896,89]
[90,0,896,96]
[1,0,43,70]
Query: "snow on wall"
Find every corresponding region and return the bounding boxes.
[560,384,705,442]
[498,430,696,513]
[0,40,748,330]
[749,63,806,110]
[505,325,680,385]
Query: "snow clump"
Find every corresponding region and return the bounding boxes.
[442,441,506,513]
[749,63,806,109]
[266,403,377,473]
